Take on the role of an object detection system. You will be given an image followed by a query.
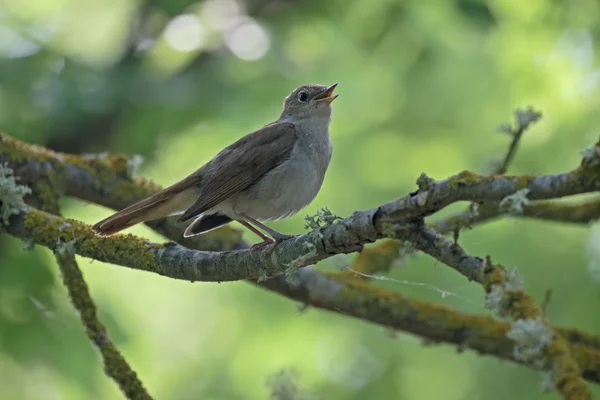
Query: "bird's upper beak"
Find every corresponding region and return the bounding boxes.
[314,83,339,104]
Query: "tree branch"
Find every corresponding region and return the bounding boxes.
[6,165,599,285]
[378,166,599,222]
[261,268,600,385]
[5,205,600,387]
[494,107,542,174]
[54,251,153,400]
[7,205,370,282]
[392,221,591,399]
[340,195,600,280]
[3,132,600,397]
[6,204,600,387]
[343,106,592,280]
[26,179,153,400]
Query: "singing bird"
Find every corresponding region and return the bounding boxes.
[91,83,338,249]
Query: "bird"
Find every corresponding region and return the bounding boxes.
[91,83,338,249]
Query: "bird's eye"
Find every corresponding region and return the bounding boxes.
[297,91,309,102]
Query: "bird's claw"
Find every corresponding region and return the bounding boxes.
[250,239,274,251]
[249,234,293,251]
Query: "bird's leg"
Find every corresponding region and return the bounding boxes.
[239,221,274,250]
[241,215,293,242]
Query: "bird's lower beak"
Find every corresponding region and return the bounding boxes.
[314,83,339,103]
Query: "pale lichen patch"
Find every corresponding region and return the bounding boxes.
[499,189,530,215]
[304,207,342,230]
[506,317,553,366]
[0,163,31,224]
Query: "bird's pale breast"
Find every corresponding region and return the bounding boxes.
[214,129,332,221]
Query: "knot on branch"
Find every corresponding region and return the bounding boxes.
[416,172,435,191]
[414,173,435,206]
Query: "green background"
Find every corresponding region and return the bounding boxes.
[1,0,600,398]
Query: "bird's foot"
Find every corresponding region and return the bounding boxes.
[250,238,274,251]
[249,234,293,251]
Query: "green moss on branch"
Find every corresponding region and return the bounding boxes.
[55,251,153,400]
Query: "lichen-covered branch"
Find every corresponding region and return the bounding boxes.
[521,198,600,224]
[344,111,600,280]
[0,133,245,252]
[392,221,591,399]
[6,205,600,387]
[345,196,600,280]
[9,194,599,287]
[3,132,600,396]
[54,251,153,400]
[354,108,590,284]
[27,179,153,400]
[3,132,600,283]
[431,197,600,233]
[262,267,600,384]
[7,205,371,282]
[376,165,600,223]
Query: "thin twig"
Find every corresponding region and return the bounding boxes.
[495,108,542,174]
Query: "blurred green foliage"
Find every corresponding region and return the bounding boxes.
[2,0,600,398]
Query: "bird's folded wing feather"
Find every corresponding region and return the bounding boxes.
[178,121,298,222]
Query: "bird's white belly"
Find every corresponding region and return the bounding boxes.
[214,156,324,221]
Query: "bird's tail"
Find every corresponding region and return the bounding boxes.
[91,190,191,237]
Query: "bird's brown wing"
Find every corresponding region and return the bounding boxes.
[178,121,298,222]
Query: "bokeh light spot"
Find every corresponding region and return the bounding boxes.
[164,14,206,52]
[225,18,270,61]
[201,0,242,31]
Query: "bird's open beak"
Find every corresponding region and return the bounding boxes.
[314,83,339,103]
